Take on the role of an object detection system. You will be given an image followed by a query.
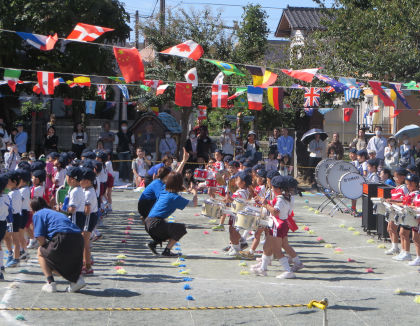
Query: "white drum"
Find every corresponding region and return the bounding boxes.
[201,200,223,218]
[256,216,273,228]
[232,199,247,214]
[402,207,420,228]
[236,209,259,230]
[338,172,365,199]
[315,159,336,189]
[327,161,358,194]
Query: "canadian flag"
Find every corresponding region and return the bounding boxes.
[156,84,169,95]
[34,71,54,95]
[160,40,204,61]
[67,23,114,42]
[144,80,163,89]
[185,67,198,88]
[212,84,229,108]
[198,105,207,120]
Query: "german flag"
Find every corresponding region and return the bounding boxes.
[267,87,284,111]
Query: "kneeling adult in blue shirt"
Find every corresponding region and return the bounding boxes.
[146,172,197,256]
[31,197,85,293]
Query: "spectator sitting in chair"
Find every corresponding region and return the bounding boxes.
[159,131,177,157]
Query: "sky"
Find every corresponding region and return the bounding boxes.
[122,0,332,41]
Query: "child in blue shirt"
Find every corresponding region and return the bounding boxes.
[5,170,22,268]
[145,172,197,256]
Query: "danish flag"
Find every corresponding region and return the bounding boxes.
[67,23,114,42]
[97,84,107,99]
[304,87,320,107]
[211,84,228,108]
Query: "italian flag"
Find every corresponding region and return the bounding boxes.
[4,69,22,92]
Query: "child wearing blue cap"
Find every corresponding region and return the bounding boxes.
[80,168,98,274]
[223,172,252,257]
[17,169,31,261]
[5,171,22,268]
[251,176,298,279]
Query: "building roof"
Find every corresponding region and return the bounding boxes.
[275,6,326,38]
[129,111,181,134]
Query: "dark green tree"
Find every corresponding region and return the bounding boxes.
[0,0,131,121]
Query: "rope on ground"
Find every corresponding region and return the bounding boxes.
[0,299,328,312]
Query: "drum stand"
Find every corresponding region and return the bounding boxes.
[317,189,347,215]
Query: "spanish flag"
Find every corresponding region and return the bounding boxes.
[267,87,284,111]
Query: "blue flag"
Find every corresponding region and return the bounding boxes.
[389,83,412,110]
[118,85,129,99]
[85,100,96,114]
[316,74,348,93]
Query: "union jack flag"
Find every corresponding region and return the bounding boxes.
[97,84,107,100]
[304,87,320,107]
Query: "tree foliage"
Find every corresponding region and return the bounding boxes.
[301,0,420,81]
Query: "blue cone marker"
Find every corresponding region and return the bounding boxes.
[183,277,193,282]
[179,257,185,261]
[186,295,195,301]
[179,264,186,267]
[183,284,191,290]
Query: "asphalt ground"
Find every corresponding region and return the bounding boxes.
[0,189,419,325]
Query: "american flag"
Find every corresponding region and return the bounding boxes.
[97,84,107,100]
[304,87,321,107]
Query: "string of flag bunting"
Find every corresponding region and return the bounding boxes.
[1,23,419,118]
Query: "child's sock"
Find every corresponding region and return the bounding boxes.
[0,251,3,268]
[232,244,240,252]
[279,257,292,272]
[292,256,301,265]
[47,275,55,284]
[260,254,270,270]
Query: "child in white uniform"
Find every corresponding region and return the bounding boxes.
[5,171,22,268]
[81,168,98,274]
[18,169,31,261]
[0,174,10,279]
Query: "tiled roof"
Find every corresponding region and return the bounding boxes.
[275,6,326,37]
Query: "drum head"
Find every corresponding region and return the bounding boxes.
[315,159,335,189]
[339,172,365,199]
[327,161,358,193]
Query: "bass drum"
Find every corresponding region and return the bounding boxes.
[327,161,358,193]
[338,172,365,199]
[315,159,336,189]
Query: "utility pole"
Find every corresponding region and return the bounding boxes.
[160,0,165,34]
[135,10,139,49]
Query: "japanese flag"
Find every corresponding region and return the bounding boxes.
[185,67,198,88]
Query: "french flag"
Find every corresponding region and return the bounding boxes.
[16,32,58,51]
[247,86,263,111]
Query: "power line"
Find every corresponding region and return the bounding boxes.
[180,2,286,9]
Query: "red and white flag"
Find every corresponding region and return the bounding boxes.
[212,84,229,108]
[160,40,204,61]
[213,72,224,85]
[35,71,54,95]
[281,68,320,83]
[67,23,114,42]
[143,80,163,90]
[156,84,169,95]
[198,105,207,121]
[97,84,107,100]
[185,67,198,88]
